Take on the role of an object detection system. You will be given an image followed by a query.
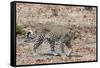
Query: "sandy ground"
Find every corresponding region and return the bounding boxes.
[16,3,97,65]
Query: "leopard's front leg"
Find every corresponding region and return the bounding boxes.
[32,40,43,57]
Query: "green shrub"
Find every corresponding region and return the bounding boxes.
[16,25,25,35]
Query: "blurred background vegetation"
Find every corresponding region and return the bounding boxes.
[16,24,25,35]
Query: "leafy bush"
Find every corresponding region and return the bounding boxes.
[16,25,25,35]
